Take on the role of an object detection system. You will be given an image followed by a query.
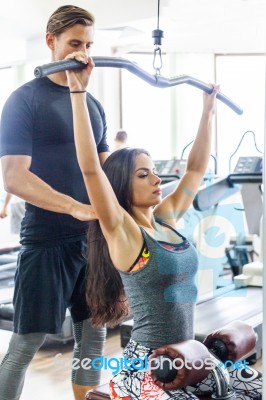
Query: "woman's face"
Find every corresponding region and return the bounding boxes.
[131,153,162,208]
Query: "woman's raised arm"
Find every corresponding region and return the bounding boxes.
[154,85,219,226]
[65,53,125,233]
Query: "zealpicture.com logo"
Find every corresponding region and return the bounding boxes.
[53,354,249,375]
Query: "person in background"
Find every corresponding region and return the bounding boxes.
[0,192,25,235]
[0,192,12,219]
[0,5,109,400]
[65,53,262,399]
[113,129,128,151]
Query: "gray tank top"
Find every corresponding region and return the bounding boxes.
[119,220,198,349]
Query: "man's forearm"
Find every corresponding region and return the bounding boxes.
[4,169,80,216]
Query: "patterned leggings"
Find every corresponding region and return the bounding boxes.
[110,339,262,400]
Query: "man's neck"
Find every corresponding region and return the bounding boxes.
[47,71,68,87]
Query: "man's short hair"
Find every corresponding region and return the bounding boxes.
[46,5,95,36]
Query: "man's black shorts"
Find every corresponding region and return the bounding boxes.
[13,239,90,334]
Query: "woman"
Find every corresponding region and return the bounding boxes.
[66,53,262,399]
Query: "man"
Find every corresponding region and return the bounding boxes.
[0,5,109,400]
[0,192,12,219]
[113,130,128,151]
[0,193,25,235]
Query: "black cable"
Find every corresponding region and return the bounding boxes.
[180,140,217,174]
[157,0,160,29]
[152,0,164,54]
[228,130,263,172]
[180,140,194,160]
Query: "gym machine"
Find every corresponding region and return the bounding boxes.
[87,321,258,400]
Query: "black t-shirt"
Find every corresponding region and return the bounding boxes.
[0,77,109,244]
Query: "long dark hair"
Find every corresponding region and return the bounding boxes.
[86,148,150,327]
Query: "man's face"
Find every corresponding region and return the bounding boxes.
[47,24,94,61]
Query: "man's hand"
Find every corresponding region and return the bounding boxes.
[71,202,97,221]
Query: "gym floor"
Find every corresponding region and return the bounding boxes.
[0,327,122,400]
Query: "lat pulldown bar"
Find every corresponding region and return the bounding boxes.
[34,56,243,115]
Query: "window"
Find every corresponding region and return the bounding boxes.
[216,55,265,175]
[121,53,171,159]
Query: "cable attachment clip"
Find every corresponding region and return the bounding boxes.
[152,28,164,46]
[152,29,164,75]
